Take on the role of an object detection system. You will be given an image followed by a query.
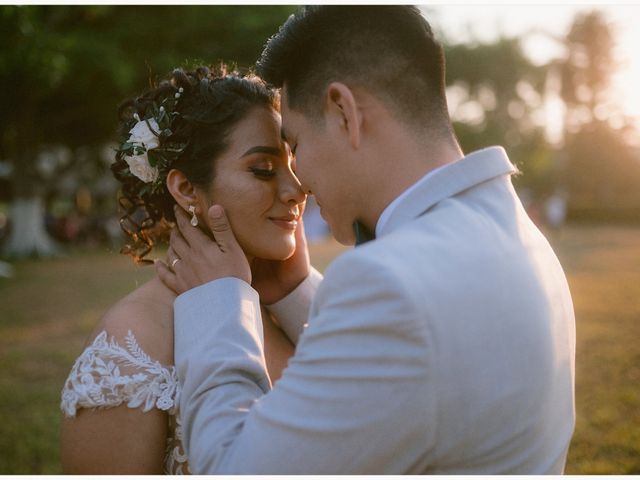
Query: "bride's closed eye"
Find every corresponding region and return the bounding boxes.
[250,168,276,179]
[249,160,276,179]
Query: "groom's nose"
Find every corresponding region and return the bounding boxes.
[293,171,312,196]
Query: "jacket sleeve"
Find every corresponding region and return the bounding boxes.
[174,253,434,474]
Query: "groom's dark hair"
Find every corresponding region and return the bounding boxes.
[257,5,452,135]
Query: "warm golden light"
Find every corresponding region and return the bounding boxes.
[613,22,640,125]
[429,4,640,139]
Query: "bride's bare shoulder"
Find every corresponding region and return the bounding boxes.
[86,276,176,365]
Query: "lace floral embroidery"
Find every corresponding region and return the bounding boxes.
[61,330,190,473]
[166,415,190,474]
[61,330,179,417]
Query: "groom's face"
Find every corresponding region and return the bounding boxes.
[280,86,358,245]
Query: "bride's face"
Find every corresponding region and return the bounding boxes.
[203,106,305,261]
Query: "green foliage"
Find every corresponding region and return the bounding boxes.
[0,5,295,192]
[446,37,546,96]
[2,5,295,147]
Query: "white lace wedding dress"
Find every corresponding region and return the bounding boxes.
[60,330,190,474]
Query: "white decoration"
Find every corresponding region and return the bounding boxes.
[124,119,161,183]
[124,154,160,183]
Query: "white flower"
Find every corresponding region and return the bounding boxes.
[127,118,160,150]
[61,389,79,416]
[124,118,161,183]
[132,373,148,383]
[156,395,174,411]
[124,154,160,183]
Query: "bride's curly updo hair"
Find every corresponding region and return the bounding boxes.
[111,65,278,265]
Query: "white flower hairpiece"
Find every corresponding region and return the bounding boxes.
[116,84,186,191]
[124,118,161,183]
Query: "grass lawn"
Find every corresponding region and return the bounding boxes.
[0,224,638,473]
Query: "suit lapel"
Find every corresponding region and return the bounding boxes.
[379,147,518,237]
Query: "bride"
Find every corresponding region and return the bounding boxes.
[59,65,306,474]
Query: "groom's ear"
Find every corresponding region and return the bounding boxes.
[325,82,362,149]
[166,169,199,211]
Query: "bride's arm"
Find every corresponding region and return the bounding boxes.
[60,403,168,474]
[60,299,175,474]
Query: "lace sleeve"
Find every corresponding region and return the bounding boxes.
[61,330,180,417]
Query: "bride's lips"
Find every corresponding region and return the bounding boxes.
[269,214,299,230]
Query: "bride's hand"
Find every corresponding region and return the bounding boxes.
[156,205,251,294]
[251,215,311,305]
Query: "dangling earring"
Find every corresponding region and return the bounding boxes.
[188,205,198,227]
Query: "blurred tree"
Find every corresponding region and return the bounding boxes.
[0,5,295,258]
[560,10,616,132]
[557,10,640,220]
[444,37,555,197]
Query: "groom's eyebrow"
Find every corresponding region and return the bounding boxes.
[240,146,282,158]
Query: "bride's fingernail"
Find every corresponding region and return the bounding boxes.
[211,205,223,219]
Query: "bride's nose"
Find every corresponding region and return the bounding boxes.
[279,172,306,206]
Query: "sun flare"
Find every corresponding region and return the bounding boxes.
[610,11,640,126]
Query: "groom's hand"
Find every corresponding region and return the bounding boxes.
[251,215,311,305]
[156,204,251,295]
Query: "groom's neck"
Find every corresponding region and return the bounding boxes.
[357,130,463,233]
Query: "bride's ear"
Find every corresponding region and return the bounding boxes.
[166,169,198,211]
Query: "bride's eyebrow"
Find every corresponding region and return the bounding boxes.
[240,146,282,158]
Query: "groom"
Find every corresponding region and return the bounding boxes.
[157,6,576,474]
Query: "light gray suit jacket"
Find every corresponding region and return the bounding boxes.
[174,146,576,474]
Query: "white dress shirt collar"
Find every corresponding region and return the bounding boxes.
[375,162,450,238]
